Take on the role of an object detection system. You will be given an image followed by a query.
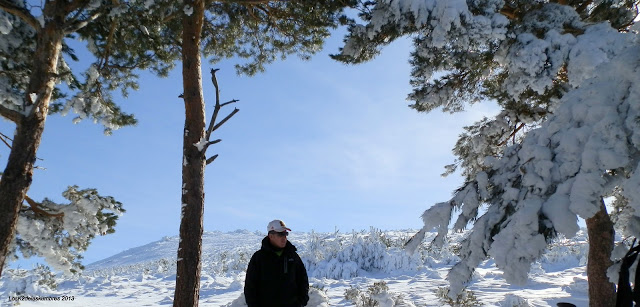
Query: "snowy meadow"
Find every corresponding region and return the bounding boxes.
[1,228,590,306]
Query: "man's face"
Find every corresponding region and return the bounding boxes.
[268,231,288,249]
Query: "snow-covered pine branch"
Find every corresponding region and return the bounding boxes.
[412,40,640,296]
[0,1,144,132]
[9,186,125,275]
[335,1,634,114]
[57,64,137,135]
[0,7,36,121]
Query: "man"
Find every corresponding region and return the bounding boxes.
[244,219,309,307]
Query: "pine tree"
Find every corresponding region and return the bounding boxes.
[333,1,639,306]
[96,1,354,305]
[175,1,352,304]
[2,2,354,305]
[0,0,176,277]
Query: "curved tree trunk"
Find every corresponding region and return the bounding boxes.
[174,0,206,306]
[586,198,616,307]
[0,4,65,276]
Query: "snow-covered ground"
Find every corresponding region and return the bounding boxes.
[1,229,589,306]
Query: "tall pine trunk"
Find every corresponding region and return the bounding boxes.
[586,198,616,307]
[174,0,206,306]
[0,6,65,276]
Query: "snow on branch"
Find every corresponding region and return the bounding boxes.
[0,0,40,30]
[13,186,125,275]
[334,0,508,63]
[59,65,137,134]
[63,1,105,34]
[337,0,640,299]
[417,42,640,296]
[23,195,64,218]
[337,1,633,117]
[0,104,22,123]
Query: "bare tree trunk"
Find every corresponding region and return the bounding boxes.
[0,5,65,276]
[174,1,206,306]
[586,199,616,307]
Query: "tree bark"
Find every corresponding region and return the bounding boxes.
[0,3,65,276]
[586,199,616,307]
[174,1,206,306]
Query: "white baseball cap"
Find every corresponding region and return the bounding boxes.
[267,219,291,232]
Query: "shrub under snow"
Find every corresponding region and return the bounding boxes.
[1,228,592,305]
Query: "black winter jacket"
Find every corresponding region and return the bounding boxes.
[244,237,309,307]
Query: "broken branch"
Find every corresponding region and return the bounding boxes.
[203,69,240,161]
[206,69,240,141]
[212,108,240,133]
[206,154,219,165]
[201,139,222,152]
[220,99,240,108]
[207,139,221,146]
[206,68,222,141]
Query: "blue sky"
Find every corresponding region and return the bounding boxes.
[1,30,498,266]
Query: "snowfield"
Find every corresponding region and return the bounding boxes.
[2,229,590,306]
